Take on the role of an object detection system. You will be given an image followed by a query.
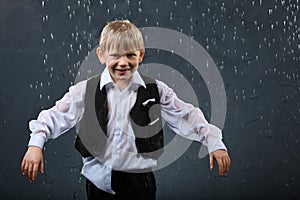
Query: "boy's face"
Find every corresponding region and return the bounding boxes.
[97,47,144,84]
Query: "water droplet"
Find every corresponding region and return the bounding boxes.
[88,16,91,24]
[268,9,273,15]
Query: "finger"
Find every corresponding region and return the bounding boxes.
[31,162,39,181]
[40,158,44,174]
[209,154,214,170]
[227,155,231,170]
[225,156,231,170]
[217,159,225,176]
[27,163,33,181]
[23,162,28,176]
[21,159,26,175]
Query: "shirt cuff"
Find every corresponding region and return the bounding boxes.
[208,139,227,154]
[28,132,46,149]
[205,124,227,154]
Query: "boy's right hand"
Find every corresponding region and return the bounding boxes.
[21,146,44,182]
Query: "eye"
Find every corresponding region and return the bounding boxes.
[127,53,136,58]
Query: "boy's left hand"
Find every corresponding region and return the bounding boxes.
[209,149,231,176]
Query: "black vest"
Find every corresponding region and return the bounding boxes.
[75,74,164,159]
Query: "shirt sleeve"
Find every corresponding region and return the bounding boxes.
[28,80,87,149]
[156,79,227,154]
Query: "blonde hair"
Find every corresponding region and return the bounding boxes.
[99,20,144,52]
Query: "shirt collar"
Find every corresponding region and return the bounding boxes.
[99,67,146,90]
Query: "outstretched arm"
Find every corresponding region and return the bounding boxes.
[209,149,231,176]
[156,80,231,175]
[21,146,44,181]
[21,80,86,182]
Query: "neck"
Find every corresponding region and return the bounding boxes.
[115,79,130,91]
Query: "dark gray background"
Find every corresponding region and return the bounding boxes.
[0,0,299,199]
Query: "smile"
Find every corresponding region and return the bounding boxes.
[115,68,130,72]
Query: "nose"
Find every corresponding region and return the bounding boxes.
[118,55,129,67]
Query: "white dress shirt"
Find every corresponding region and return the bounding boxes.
[28,68,227,194]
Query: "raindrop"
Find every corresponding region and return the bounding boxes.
[268,9,273,15]
[234,66,238,75]
[88,15,91,24]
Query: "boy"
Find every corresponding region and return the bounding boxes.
[21,20,231,200]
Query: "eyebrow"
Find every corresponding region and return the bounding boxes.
[109,52,137,57]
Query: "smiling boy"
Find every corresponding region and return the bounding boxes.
[21,20,231,200]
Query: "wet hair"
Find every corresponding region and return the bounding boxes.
[99,20,144,52]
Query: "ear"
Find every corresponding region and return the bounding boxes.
[138,49,145,63]
[96,47,106,64]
